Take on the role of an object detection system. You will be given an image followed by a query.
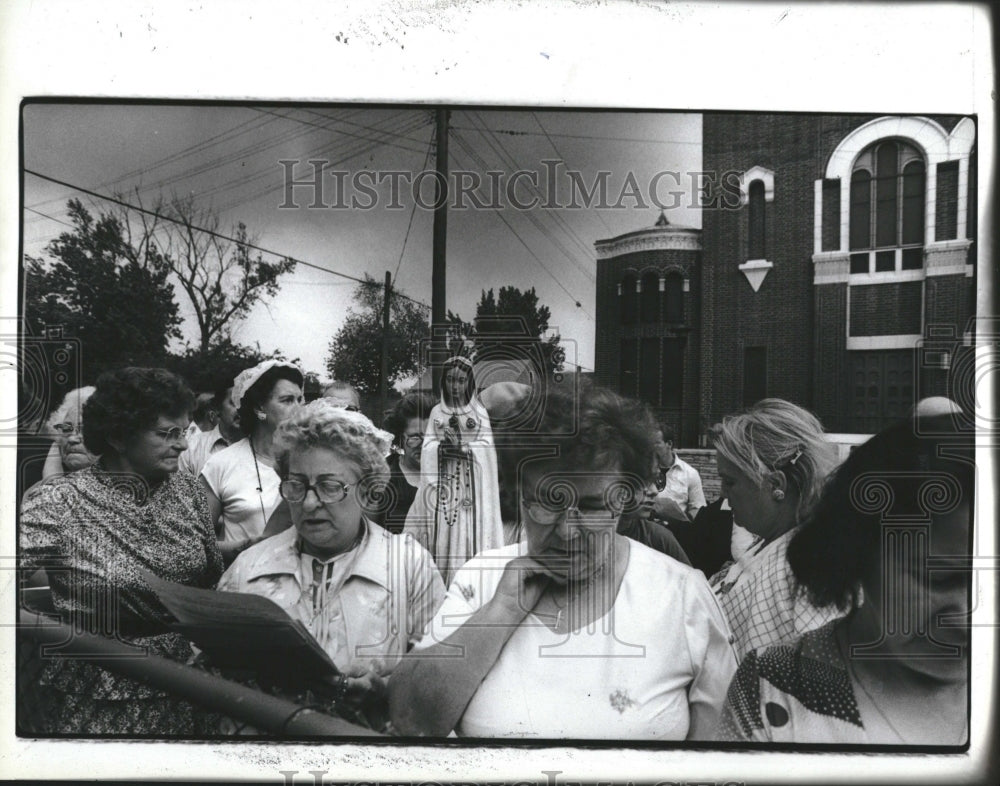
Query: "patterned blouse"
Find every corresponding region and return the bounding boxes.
[19,463,223,712]
[709,528,844,660]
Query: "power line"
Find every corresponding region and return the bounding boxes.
[531,111,613,236]
[256,106,431,154]
[23,168,432,310]
[392,132,435,286]
[205,112,431,215]
[24,205,75,230]
[468,112,597,276]
[25,111,283,215]
[453,122,597,292]
[448,136,594,321]
[451,126,703,146]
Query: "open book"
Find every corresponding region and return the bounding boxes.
[142,571,340,681]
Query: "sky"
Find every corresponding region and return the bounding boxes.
[22,104,702,380]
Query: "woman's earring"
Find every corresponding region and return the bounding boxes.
[257,412,266,421]
[772,489,785,501]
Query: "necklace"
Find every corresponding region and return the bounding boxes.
[249,437,269,527]
[549,562,607,632]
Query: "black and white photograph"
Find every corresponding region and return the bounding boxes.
[1,1,996,784]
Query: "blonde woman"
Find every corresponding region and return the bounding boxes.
[708,398,842,658]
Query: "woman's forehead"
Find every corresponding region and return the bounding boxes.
[270,379,301,397]
[288,445,361,477]
[523,467,624,495]
[152,412,189,428]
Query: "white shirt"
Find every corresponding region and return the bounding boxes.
[412,541,738,739]
[200,438,280,543]
[656,455,707,520]
[217,521,446,675]
[178,424,230,477]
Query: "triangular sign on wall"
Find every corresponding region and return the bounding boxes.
[738,260,772,292]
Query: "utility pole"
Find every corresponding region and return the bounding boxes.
[430,107,449,396]
[379,270,391,423]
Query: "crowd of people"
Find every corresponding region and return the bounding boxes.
[17,359,974,744]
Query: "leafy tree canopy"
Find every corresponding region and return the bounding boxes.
[326,275,430,396]
[449,285,565,377]
[24,199,183,384]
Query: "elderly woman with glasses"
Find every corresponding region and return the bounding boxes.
[19,367,223,735]
[216,399,446,730]
[389,385,737,740]
[39,386,98,480]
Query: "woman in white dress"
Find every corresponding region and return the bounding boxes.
[200,360,303,563]
[404,357,503,584]
[389,385,737,740]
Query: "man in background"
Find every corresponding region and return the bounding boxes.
[179,381,241,477]
[651,424,706,523]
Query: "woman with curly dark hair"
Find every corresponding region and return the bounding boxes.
[19,367,224,735]
[716,410,973,744]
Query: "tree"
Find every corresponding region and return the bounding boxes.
[326,275,430,396]
[153,193,297,353]
[163,337,286,393]
[454,286,565,378]
[24,199,183,383]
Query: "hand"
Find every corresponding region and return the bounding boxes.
[489,555,552,620]
[340,665,388,710]
[442,426,459,445]
[652,494,690,523]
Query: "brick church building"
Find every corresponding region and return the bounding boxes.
[594,113,977,444]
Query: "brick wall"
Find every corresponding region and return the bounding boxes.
[849,281,923,336]
[701,114,852,419]
[813,282,850,431]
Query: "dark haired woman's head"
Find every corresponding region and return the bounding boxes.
[82,367,195,481]
[512,385,658,519]
[512,386,658,583]
[440,357,475,408]
[236,364,304,438]
[384,391,436,469]
[789,414,974,618]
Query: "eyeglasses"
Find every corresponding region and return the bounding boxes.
[344,404,360,412]
[52,422,81,436]
[153,426,187,443]
[521,497,622,526]
[403,433,424,447]
[280,476,353,504]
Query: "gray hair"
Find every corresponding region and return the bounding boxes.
[45,386,96,436]
[274,398,392,480]
[711,398,837,524]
